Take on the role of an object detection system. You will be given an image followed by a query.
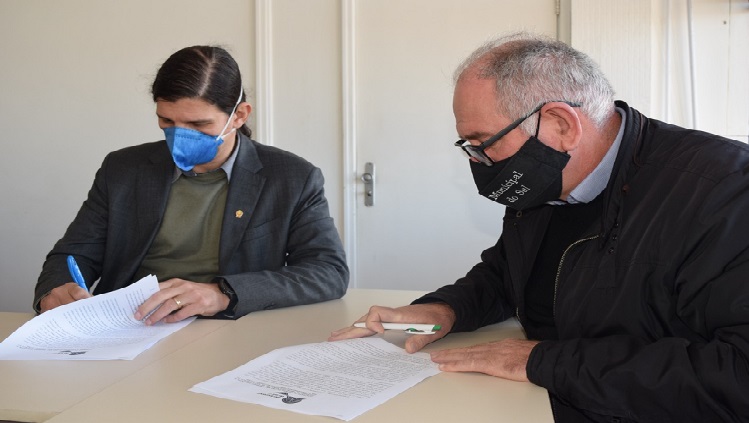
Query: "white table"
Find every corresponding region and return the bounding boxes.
[2,290,552,422]
[0,312,229,422]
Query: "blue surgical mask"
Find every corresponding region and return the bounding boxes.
[163,88,243,172]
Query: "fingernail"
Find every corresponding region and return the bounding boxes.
[134,312,142,320]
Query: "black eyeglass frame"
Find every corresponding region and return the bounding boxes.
[454,100,581,167]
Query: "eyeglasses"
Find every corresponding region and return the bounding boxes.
[454,101,581,167]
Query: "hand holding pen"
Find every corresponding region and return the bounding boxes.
[353,322,442,335]
[67,255,89,291]
[328,303,457,353]
[38,255,92,313]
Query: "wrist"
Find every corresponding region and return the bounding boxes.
[36,291,53,313]
[215,278,238,314]
[428,302,457,326]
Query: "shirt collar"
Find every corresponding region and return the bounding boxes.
[560,107,626,205]
[171,136,241,183]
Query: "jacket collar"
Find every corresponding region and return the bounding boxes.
[598,100,646,248]
[219,133,267,269]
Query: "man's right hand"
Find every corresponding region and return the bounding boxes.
[328,303,457,353]
[39,282,92,312]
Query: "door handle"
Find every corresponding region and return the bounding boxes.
[361,162,375,206]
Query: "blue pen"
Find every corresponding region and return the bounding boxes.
[67,255,88,291]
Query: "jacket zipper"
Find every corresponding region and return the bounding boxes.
[553,235,600,317]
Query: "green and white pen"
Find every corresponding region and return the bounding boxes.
[354,322,441,335]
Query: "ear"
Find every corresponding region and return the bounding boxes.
[539,102,582,152]
[232,102,252,128]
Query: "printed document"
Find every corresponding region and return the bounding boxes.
[0,275,194,360]
[190,337,441,421]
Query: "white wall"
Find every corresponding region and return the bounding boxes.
[0,0,255,312]
[264,0,343,224]
[569,0,654,114]
[648,0,748,140]
[1,0,747,312]
[568,0,749,141]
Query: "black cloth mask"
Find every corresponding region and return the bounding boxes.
[470,136,570,210]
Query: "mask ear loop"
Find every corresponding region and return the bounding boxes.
[533,106,543,138]
[216,86,244,140]
[536,104,572,155]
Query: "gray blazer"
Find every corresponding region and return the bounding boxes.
[35,134,349,317]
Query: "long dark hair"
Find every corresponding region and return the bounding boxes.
[151,46,251,137]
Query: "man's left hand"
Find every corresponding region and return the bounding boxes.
[429,339,540,382]
[134,278,230,325]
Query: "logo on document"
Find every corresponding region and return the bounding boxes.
[279,392,305,404]
[258,392,306,404]
[56,349,88,356]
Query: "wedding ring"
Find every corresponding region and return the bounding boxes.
[173,298,183,309]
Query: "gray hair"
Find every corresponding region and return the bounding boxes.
[454,32,615,134]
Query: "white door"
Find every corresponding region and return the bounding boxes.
[352,0,559,291]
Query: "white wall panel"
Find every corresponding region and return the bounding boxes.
[726,0,749,141]
[572,0,748,141]
[263,0,343,229]
[0,0,255,312]
[570,0,653,114]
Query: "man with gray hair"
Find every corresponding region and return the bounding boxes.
[331,32,749,422]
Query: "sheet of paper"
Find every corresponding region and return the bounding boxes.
[0,275,195,360]
[190,337,441,421]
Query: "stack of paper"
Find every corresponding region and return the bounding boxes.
[0,275,194,360]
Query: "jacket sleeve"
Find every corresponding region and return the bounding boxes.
[412,237,516,333]
[221,166,349,317]
[527,169,749,422]
[34,155,111,311]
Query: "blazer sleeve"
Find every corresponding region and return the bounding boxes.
[221,166,349,317]
[34,155,111,311]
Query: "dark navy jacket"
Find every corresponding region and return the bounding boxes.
[416,102,749,422]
